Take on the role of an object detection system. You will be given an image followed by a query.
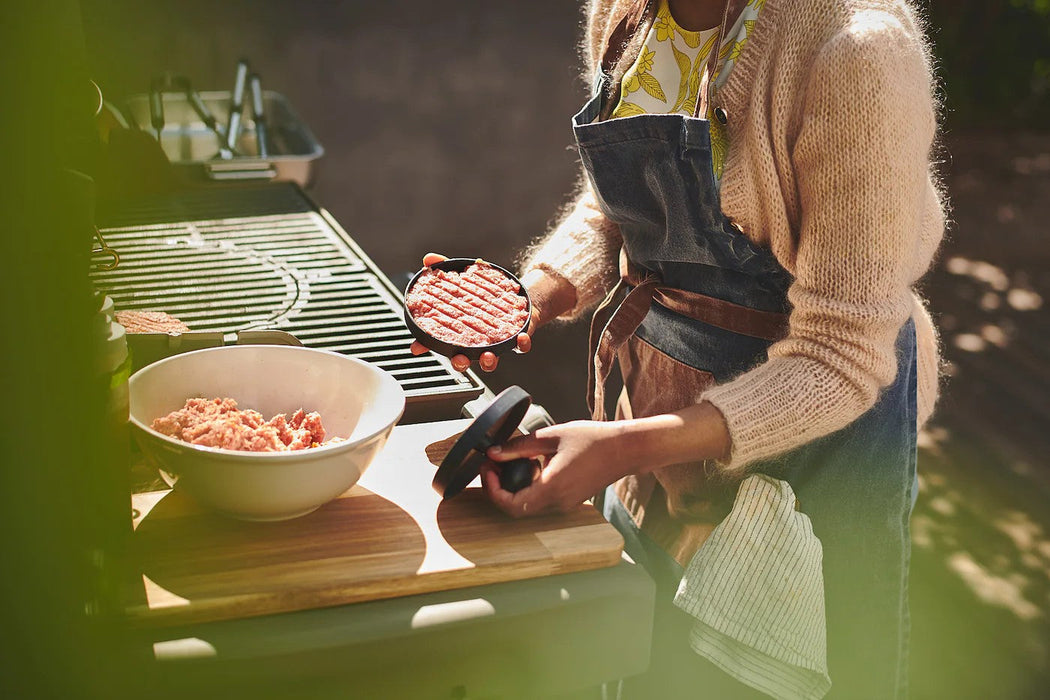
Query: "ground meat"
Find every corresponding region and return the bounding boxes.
[406,261,529,347]
[152,398,334,452]
[115,310,191,334]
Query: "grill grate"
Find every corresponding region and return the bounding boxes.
[90,185,482,420]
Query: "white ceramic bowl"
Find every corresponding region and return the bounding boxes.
[129,345,405,521]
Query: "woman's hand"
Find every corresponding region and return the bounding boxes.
[481,401,734,517]
[408,253,576,373]
[481,420,636,517]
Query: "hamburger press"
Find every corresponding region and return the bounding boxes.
[432,386,538,499]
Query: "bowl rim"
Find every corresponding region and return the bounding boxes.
[403,257,532,361]
[128,345,405,460]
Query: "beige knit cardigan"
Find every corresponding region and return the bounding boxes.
[524,0,945,470]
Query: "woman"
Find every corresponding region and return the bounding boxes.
[414,0,943,696]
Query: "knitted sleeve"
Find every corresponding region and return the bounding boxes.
[701,16,937,471]
[521,182,623,320]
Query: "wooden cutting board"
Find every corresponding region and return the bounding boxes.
[126,419,624,627]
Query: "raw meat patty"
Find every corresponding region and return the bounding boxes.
[152,398,332,452]
[115,310,190,334]
[405,261,529,347]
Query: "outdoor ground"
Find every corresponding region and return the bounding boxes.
[906,130,1050,699]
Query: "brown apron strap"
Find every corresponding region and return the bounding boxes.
[587,251,789,422]
[621,256,789,341]
[694,0,750,119]
[600,0,657,75]
[652,287,789,341]
[583,279,621,419]
[588,275,659,421]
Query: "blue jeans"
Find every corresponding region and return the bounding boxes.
[603,321,918,699]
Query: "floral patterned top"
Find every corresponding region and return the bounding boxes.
[611,0,764,183]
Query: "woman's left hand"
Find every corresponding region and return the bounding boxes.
[481,420,634,517]
[480,401,734,517]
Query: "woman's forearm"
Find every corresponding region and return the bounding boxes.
[484,401,734,515]
[616,401,733,474]
[521,267,577,330]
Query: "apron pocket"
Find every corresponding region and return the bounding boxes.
[619,334,738,528]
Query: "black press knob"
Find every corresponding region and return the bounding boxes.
[498,458,535,494]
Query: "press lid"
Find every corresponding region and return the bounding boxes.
[433,385,531,499]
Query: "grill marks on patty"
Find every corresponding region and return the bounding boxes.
[406,262,529,347]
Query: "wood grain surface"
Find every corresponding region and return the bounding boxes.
[126,419,624,627]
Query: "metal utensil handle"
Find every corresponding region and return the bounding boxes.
[249,74,269,157]
[91,227,120,271]
[225,60,250,151]
[148,78,165,138]
[184,83,220,134]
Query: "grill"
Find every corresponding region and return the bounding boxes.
[90,183,483,422]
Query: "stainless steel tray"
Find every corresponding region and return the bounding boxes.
[124,90,324,187]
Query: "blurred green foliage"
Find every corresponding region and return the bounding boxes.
[924,0,1050,127]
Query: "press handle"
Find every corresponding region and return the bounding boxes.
[498,458,536,493]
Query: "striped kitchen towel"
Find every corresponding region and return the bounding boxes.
[674,475,831,700]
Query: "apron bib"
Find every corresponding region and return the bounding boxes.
[575,1,916,696]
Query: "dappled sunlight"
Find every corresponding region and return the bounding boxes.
[953,332,987,352]
[909,129,1050,696]
[1011,152,1050,175]
[995,512,1050,584]
[979,291,1001,311]
[914,448,1050,624]
[940,256,1044,355]
[981,323,1008,348]
[928,495,956,517]
[916,425,950,455]
[957,325,1012,352]
[946,256,1010,291]
[1007,287,1043,311]
[912,440,1050,687]
[947,552,1043,621]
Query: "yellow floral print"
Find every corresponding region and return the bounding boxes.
[636,46,656,73]
[618,46,666,115]
[610,0,763,184]
[730,20,756,61]
[654,10,675,43]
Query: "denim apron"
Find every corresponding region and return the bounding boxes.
[576,1,917,697]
